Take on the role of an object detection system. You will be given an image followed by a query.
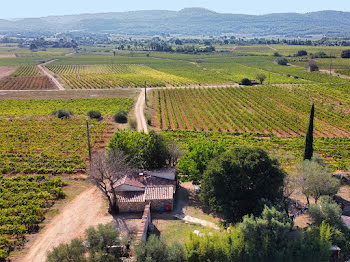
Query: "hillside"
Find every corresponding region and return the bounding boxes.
[1,8,350,37]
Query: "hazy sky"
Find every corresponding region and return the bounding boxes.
[1,0,349,19]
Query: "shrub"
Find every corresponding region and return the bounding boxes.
[296,50,308,57]
[87,110,102,119]
[114,110,127,123]
[277,58,288,66]
[341,50,350,58]
[128,117,137,130]
[273,52,281,57]
[240,78,252,85]
[135,235,185,262]
[307,60,319,72]
[52,109,73,119]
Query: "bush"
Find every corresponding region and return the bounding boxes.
[52,109,73,119]
[135,235,185,262]
[277,58,288,66]
[47,224,124,262]
[307,60,319,72]
[128,117,137,130]
[273,52,281,57]
[240,78,252,85]
[296,50,308,57]
[341,50,350,58]
[87,110,102,119]
[114,110,128,123]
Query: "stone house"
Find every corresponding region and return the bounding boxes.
[114,168,176,213]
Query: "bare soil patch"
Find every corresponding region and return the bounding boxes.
[0,66,17,80]
[0,88,139,100]
[0,53,16,58]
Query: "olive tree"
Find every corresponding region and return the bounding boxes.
[295,160,339,205]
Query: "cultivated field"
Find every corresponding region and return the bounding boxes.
[0,175,64,260]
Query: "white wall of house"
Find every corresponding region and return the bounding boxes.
[117,185,145,192]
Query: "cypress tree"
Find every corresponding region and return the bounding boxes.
[304,104,314,160]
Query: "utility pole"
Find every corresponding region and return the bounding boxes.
[144,81,147,104]
[86,119,92,168]
[330,53,332,75]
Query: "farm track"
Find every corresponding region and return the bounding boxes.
[37,60,65,90]
[19,187,113,262]
[135,89,148,133]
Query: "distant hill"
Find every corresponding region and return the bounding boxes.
[1,8,350,37]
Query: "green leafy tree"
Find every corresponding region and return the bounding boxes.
[256,73,266,84]
[201,147,285,222]
[239,206,293,261]
[108,130,169,170]
[177,141,225,184]
[304,104,314,160]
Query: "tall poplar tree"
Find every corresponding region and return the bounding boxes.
[304,104,315,160]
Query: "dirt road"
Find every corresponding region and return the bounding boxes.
[37,61,65,90]
[20,187,113,262]
[135,89,148,133]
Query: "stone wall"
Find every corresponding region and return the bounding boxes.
[137,203,151,242]
[151,199,173,212]
[118,202,146,213]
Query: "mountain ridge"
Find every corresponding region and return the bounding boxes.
[0,8,349,37]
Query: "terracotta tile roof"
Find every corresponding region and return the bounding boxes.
[116,186,174,203]
[116,191,145,203]
[145,175,176,187]
[145,186,174,200]
[115,175,145,189]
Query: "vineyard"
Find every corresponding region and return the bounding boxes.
[162,130,350,170]
[45,64,195,88]
[0,118,110,174]
[0,175,65,260]
[152,85,350,137]
[0,97,134,117]
[0,65,55,90]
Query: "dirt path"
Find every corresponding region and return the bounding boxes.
[319,69,350,79]
[267,45,277,51]
[135,89,148,133]
[37,60,65,90]
[19,187,113,262]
